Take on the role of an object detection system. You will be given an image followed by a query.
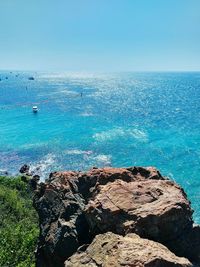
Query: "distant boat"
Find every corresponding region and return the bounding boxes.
[32,106,38,113]
[28,76,35,80]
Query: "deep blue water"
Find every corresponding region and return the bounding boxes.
[1,71,200,222]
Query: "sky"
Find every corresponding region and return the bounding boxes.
[0,0,200,72]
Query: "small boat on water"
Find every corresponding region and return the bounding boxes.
[28,76,35,80]
[32,106,38,113]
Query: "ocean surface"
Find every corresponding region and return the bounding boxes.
[0,71,200,222]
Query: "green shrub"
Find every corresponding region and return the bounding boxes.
[0,176,39,267]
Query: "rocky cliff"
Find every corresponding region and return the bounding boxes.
[32,167,200,267]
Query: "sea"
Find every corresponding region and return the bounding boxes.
[0,71,200,222]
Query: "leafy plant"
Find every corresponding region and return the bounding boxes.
[0,176,39,267]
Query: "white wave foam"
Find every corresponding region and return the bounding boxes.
[128,129,148,141]
[94,154,112,166]
[64,149,93,155]
[93,127,148,142]
[21,142,48,149]
[30,153,56,181]
[80,112,94,117]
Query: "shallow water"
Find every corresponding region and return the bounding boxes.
[0,71,200,222]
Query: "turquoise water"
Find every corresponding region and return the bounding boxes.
[1,71,200,221]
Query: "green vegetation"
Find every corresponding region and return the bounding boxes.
[0,176,39,267]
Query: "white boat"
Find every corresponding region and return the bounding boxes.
[32,106,38,113]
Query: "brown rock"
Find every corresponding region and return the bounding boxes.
[84,178,193,243]
[34,171,90,267]
[65,232,192,267]
[33,167,200,267]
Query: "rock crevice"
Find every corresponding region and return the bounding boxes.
[33,167,200,267]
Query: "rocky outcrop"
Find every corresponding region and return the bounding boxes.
[33,167,200,267]
[85,178,192,242]
[65,232,192,267]
[19,164,30,174]
[33,171,90,267]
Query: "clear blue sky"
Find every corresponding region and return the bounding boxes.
[0,0,200,71]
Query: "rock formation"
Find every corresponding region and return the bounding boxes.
[33,167,200,267]
[19,164,30,175]
[65,232,192,267]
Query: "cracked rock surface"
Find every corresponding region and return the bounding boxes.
[64,232,192,267]
[33,167,200,267]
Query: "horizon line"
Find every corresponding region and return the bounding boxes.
[0,69,200,73]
